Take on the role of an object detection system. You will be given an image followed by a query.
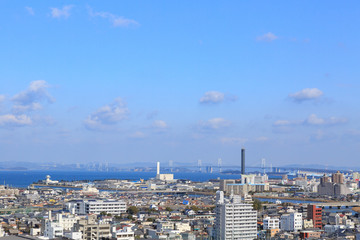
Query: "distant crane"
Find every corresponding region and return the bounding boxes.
[198,159,202,172]
[169,160,174,172]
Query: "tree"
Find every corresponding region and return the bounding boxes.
[147,208,157,213]
[127,206,139,215]
[190,205,199,212]
[165,207,173,212]
[252,199,262,211]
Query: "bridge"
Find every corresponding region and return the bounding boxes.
[168,157,354,175]
[314,202,360,208]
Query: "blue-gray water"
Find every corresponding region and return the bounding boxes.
[0,170,239,188]
[255,197,319,204]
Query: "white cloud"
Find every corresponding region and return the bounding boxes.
[327,116,348,125]
[305,114,325,125]
[12,80,54,113]
[0,114,32,127]
[304,114,347,126]
[25,6,34,16]
[288,88,323,102]
[274,114,347,130]
[152,120,168,129]
[0,95,5,103]
[200,91,225,104]
[199,118,231,130]
[84,98,129,130]
[220,137,247,145]
[199,91,237,104]
[50,5,73,19]
[88,7,139,27]
[256,32,278,42]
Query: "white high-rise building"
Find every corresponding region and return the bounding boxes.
[280,212,303,231]
[214,191,257,240]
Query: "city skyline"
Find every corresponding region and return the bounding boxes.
[1,1,360,166]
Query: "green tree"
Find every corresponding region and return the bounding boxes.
[252,199,262,211]
[165,207,173,212]
[190,205,200,212]
[127,206,139,215]
[148,208,157,213]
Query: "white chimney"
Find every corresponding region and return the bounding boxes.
[157,162,160,175]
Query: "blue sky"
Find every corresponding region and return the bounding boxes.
[0,1,359,167]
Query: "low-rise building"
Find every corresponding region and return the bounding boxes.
[263,217,279,230]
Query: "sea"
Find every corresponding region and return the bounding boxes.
[0,170,241,188]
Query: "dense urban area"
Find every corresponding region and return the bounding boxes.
[0,152,360,240]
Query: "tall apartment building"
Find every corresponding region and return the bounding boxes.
[263,217,279,230]
[280,212,303,232]
[307,205,322,229]
[67,200,127,215]
[332,171,344,184]
[214,191,257,240]
[318,173,350,196]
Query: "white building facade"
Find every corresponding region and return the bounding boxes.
[44,221,63,239]
[112,225,135,240]
[263,217,279,230]
[55,213,78,231]
[67,200,127,215]
[280,212,303,231]
[214,191,257,240]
